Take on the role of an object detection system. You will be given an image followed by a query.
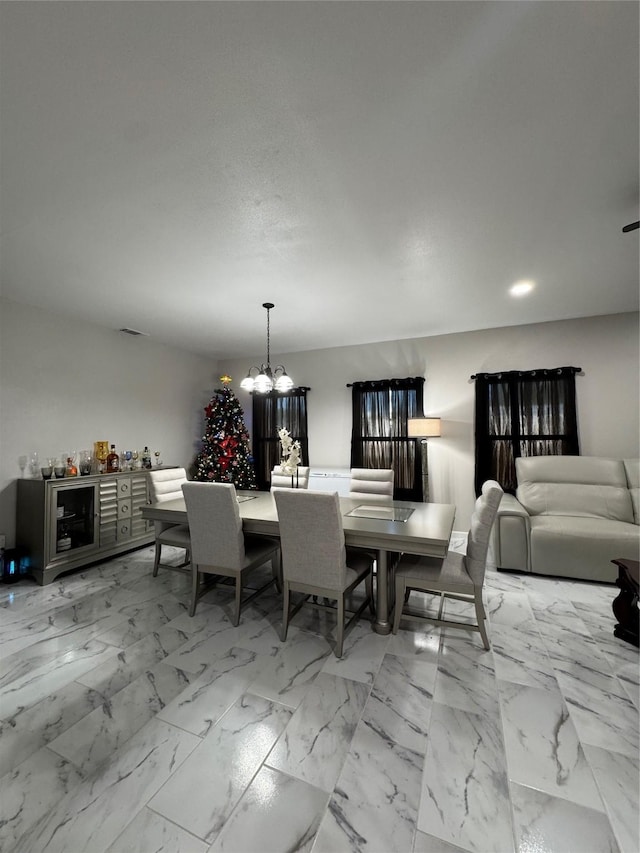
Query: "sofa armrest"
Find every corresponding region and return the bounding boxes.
[495,494,531,572]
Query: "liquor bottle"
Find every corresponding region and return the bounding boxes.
[57,523,72,552]
[142,446,152,469]
[106,444,120,473]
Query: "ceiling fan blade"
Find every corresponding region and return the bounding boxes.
[622,221,639,232]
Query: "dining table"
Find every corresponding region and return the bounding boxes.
[142,490,456,635]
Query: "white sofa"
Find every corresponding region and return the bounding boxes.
[495,456,639,583]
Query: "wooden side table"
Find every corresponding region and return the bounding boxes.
[611,558,639,647]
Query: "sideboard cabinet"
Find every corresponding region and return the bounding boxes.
[16,470,168,585]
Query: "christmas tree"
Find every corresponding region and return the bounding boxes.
[193,377,258,488]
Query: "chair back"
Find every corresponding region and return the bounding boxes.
[148,467,188,503]
[271,466,310,489]
[274,489,347,588]
[182,482,244,570]
[348,468,394,503]
[465,480,503,587]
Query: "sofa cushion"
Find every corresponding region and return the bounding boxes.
[516,457,634,523]
[516,456,628,486]
[530,516,639,583]
[624,459,640,524]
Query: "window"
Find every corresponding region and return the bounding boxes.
[350,377,424,501]
[252,388,310,490]
[474,367,580,495]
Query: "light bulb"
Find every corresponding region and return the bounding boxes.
[254,372,273,393]
[275,372,294,392]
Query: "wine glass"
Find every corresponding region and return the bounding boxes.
[18,455,27,478]
[154,451,162,467]
[29,451,39,478]
[131,450,140,469]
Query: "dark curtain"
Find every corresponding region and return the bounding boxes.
[350,377,424,501]
[252,388,310,490]
[474,367,580,495]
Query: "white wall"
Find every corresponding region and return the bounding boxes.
[221,312,640,530]
[2,303,637,546]
[0,298,218,546]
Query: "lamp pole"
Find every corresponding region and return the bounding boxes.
[407,417,441,502]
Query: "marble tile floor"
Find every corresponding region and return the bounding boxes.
[0,545,638,853]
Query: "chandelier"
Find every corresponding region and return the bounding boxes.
[240,303,294,393]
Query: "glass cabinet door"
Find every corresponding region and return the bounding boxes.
[50,482,99,558]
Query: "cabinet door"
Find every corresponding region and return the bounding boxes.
[49,481,100,559]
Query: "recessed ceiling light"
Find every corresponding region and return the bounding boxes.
[509,280,535,297]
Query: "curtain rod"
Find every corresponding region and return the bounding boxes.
[470,367,582,380]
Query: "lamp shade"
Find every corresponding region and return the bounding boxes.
[407,417,441,438]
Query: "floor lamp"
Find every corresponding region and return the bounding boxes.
[407,417,441,502]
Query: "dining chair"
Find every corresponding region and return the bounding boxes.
[147,467,191,576]
[273,489,374,657]
[182,482,280,624]
[349,468,398,569]
[271,465,310,489]
[348,468,394,503]
[392,480,503,649]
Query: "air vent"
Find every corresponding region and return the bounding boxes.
[119,328,150,337]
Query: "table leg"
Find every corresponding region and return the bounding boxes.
[373,549,392,635]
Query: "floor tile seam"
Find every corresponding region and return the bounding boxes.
[0,682,107,762]
[582,765,640,853]
[508,777,614,825]
[73,628,197,691]
[50,657,196,753]
[1,620,133,670]
[412,827,474,853]
[210,763,329,850]
[358,708,430,758]
[262,757,334,797]
[0,588,116,627]
[0,643,126,707]
[143,802,214,846]
[570,725,639,760]
[502,759,607,815]
[617,679,640,711]
[552,666,640,713]
[42,737,93,779]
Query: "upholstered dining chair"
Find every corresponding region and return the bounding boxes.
[182,482,280,624]
[349,468,397,569]
[271,465,310,489]
[273,489,374,657]
[392,480,503,649]
[147,467,191,576]
[348,468,394,503]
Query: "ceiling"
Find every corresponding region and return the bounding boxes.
[1,1,638,361]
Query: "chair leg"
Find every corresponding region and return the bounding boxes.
[153,542,162,577]
[335,595,346,658]
[281,584,290,642]
[392,577,405,634]
[233,577,243,627]
[189,566,200,617]
[272,553,282,594]
[475,593,490,650]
